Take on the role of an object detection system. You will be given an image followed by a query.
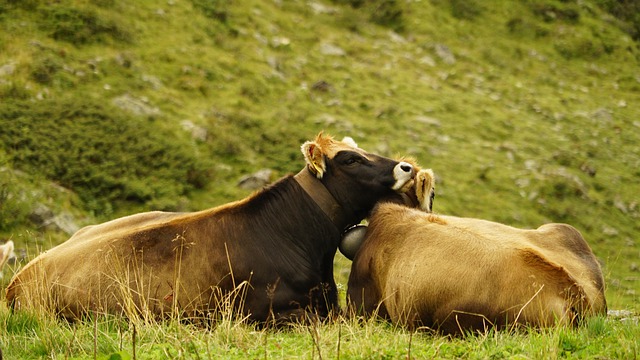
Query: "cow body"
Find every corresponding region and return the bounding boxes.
[348,201,606,335]
[7,133,415,323]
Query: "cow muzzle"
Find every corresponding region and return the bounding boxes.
[392,161,414,191]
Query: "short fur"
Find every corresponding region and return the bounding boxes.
[6,133,415,324]
[347,172,606,335]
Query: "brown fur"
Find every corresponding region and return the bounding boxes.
[347,178,606,335]
[6,133,416,324]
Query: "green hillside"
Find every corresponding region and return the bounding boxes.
[1,0,639,315]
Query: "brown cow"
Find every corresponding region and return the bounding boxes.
[6,132,416,324]
[346,170,606,335]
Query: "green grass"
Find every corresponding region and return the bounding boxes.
[0,304,638,359]
[1,0,640,357]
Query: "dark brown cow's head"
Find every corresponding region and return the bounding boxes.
[299,133,416,231]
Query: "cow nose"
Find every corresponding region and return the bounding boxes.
[399,162,413,173]
[392,161,415,191]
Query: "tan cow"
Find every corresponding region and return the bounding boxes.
[6,132,416,324]
[346,170,606,335]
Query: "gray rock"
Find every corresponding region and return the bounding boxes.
[29,203,80,235]
[435,44,456,65]
[180,120,208,141]
[415,115,442,127]
[112,94,161,116]
[320,43,346,56]
[238,169,273,190]
[0,62,16,77]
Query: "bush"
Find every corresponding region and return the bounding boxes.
[449,0,483,20]
[332,0,405,31]
[38,4,132,45]
[189,0,228,22]
[0,98,212,215]
[0,156,33,231]
[595,0,640,41]
[529,1,581,24]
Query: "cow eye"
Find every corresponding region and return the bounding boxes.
[335,151,366,166]
[344,154,365,165]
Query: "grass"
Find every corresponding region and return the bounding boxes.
[1,0,639,357]
[0,302,638,359]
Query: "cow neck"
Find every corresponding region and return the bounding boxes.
[294,168,349,233]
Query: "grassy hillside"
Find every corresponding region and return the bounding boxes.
[1,0,639,321]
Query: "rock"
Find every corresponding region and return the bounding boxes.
[320,43,346,56]
[415,115,441,127]
[29,203,55,226]
[580,163,597,177]
[142,74,163,90]
[388,31,406,44]
[180,120,208,141]
[271,36,291,48]
[311,80,333,92]
[29,203,80,235]
[309,2,336,14]
[592,108,612,122]
[52,212,80,235]
[434,44,456,65]
[238,169,273,190]
[601,225,619,236]
[0,62,16,77]
[419,56,436,67]
[608,309,635,318]
[112,94,161,116]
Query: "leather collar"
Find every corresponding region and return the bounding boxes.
[294,168,348,232]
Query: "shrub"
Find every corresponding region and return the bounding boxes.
[529,1,581,24]
[595,0,640,41]
[430,0,483,21]
[189,0,229,22]
[30,54,62,85]
[332,0,405,31]
[449,0,483,20]
[38,4,132,45]
[0,156,33,231]
[0,98,212,215]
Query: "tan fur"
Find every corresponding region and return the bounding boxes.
[347,171,606,335]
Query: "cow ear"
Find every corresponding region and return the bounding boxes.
[415,169,435,212]
[301,141,326,178]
